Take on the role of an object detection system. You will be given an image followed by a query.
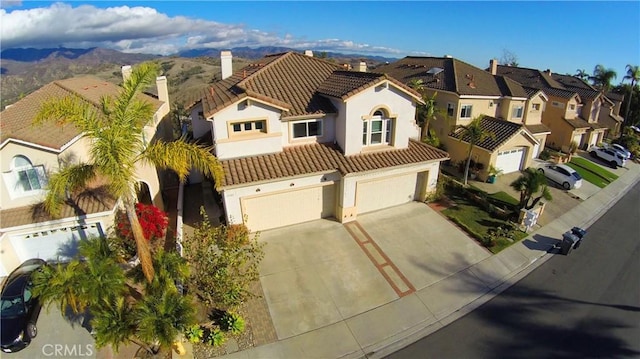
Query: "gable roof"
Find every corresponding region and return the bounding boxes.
[375,56,528,98]
[1,76,164,151]
[220,139,448,187]
[317,71,422,101]
[450,116,534,152]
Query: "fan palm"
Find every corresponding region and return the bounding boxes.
[455,115,495,185]
[590,64,617,93]
[35,62,224,283]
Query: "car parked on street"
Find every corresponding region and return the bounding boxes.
[1,259,47,353]
[538,163,583,190]
[588,146,626,168]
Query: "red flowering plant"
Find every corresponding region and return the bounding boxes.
[113,203,169,259]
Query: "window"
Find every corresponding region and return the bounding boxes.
[362,110,393,146]
[569,104,576,110]
[460,104,472,119]
[447,103,455,117]
[292,119,323,138]
[552,101,564,109]
[231,120,266,134]
[512,106,524,119]
[532,103,541,111]
[4,155,47,197]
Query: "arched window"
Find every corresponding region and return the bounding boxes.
[7,155,46,195]
[362,109,393,146]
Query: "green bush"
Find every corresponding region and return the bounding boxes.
[184,325,204,344]
[538,149,551,161]
[220,312,245,335]
[204,328,226,347]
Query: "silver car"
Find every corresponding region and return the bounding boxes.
[538,163,583,190]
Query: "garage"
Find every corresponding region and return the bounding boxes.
[495,148,525,174]
[356,173,418,214]
[9,223,104,263]
[241,184,336,231]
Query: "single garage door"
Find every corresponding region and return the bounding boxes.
[356,173,418,214]
[242,184,336,231]
[10,223,104,263]
[495,148,525,174]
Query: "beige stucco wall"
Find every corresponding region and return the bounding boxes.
[523,93,546,125]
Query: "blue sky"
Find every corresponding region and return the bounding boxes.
[2,1,639,82]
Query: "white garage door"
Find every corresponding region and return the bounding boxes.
[496,148,525,174]
[10,223,104,263]
[242,184,335,231]
[356,173,418,214]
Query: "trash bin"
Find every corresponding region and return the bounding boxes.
[560,232,580,255]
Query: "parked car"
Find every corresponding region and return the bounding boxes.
[538,163,583,190]
[1,259,47,353]
[611,144,632,160]
[588,146,626,168]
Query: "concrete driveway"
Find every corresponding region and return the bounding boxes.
[258,202,490,340]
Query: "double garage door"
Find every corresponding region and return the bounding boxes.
[495,148,526,174]
[242,184,336,231]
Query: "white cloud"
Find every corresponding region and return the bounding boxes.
[0,3,404,56]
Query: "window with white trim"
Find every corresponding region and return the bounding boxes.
[292,119,323,138]
[532,103,541,111]
[362,110,393,146]
[552,101,564,108]
[3,155,47,198]
[460,104,472,119]
[447,103,455,117]
[231,120,266,134]
[512,106,524,119]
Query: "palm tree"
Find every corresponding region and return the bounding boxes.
[416,92,444,141]
[35,62,224,283]
[510,168,552,210]
[407,78,425,92]
[91,296,139,353]
[621,64,640,134]
[455,115,495,185]
[590,64,617,93]
[575,69,589,80]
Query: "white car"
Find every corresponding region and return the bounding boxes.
[589,146,626,168]
[611,144,631,160]
[538,163,583,190]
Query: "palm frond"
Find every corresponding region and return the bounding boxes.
[34,94,101,132]
[43,163,97,216]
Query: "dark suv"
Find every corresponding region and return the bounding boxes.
[1,259,47,353]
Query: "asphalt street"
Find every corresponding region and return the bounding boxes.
[388,181,640,359]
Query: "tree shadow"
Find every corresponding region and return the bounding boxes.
[522,234,560,252]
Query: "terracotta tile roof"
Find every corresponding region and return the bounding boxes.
[525,123,552,134]
[1,76,164,150]
[375,57,528,98]
[0,187,117,229]
[564,117,592,129]
[219,140,449,187]
[317,71,422,100]
[450,116,528,152]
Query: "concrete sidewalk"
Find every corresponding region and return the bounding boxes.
[214,161,640,359]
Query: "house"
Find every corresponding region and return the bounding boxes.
[599,91,625,138]
[0,70,170,277]
[495,65,608,152]
[375,57,546,179]
[186,51,449,232]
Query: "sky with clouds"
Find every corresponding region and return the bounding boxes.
[1,1,639,81]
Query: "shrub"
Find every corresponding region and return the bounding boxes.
[203,328,226,347]
[538,149,551,161]
[184,325,204,344]
[115,203,169,241]
[220,312,245,334]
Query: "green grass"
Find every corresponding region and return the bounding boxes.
[487,191,519,207]
[566,157,619,188]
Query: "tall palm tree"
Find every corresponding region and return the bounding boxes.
[590,64,617,93]
[510,168,552,210]
[575,69,589,80]
[35,62,224,283]
[622,64,640,134]
[455,115,495,185]
[416,92,443,141]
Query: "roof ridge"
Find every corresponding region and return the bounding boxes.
[450,58,460,93]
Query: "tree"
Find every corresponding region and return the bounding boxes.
[499,49,519,67]
[455,115,495,185]
[416,92,444,141]
[621,64,640,134]
[590,64,617,93]
[510,168,552,210]
[35,62,224,283]
[575,69,589,80]
[184,208,265,309]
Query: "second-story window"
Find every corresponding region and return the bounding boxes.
[231,120,266,134]
[292,119,323,138]
[2,155,47,199]
[460,104,473,119]
[447,103,455,117]
[362,110,392,146]
[512,106,524,119]
[532,103,541,111]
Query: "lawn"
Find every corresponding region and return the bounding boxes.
[567,157,619,188]
[442,192,527,254]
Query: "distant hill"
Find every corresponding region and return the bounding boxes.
[0,46,395,110]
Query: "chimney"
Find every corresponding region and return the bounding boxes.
[221,51,232,80]
[357,61,367,72]
[545,69,552,75]
[490,59,498,75]
[156,76,169,105]
[121,65,132,82]
[444,55,453,58]
[304,50,314,57]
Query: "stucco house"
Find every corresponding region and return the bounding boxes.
[186,51,449,232]
[375,57,547,179]
[0,70,170,277]
[599,91,625,138]
[495,65,609,152]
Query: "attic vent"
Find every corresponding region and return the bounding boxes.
[427,67,444,75]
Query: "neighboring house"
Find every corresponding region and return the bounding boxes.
[495,65,608,152]
[599,91,625,138]
[186,51,449,232]
[0,71,170,277]
[375,57,545,179]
